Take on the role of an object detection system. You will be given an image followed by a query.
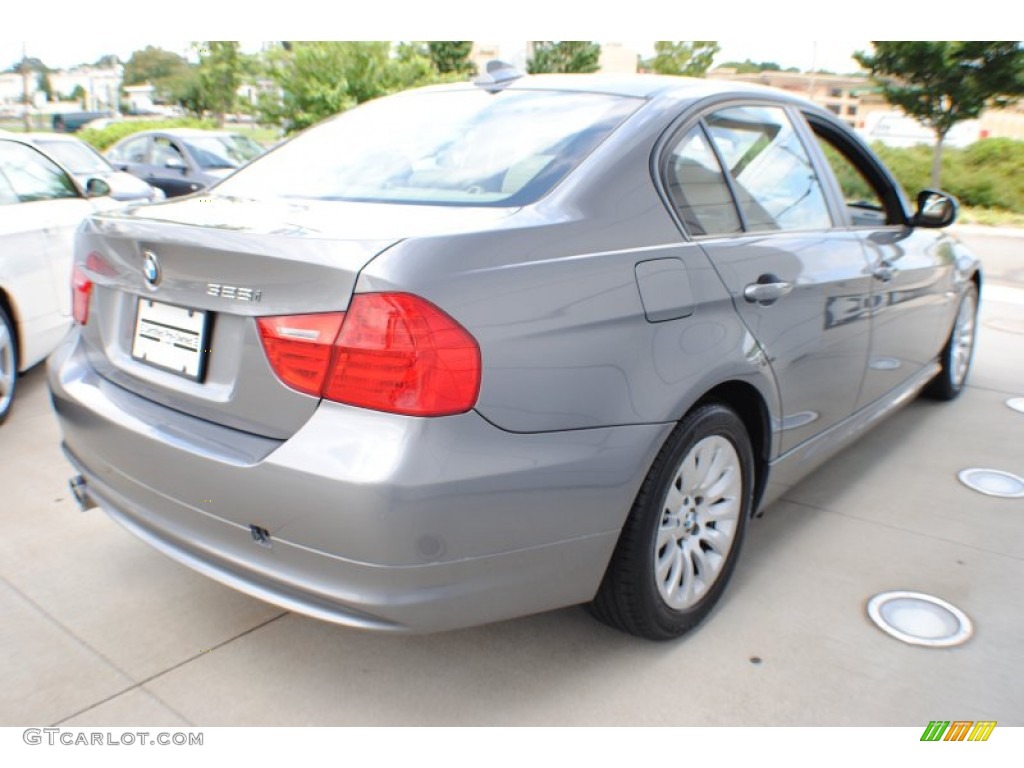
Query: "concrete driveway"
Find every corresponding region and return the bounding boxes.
[3,230,1022,726]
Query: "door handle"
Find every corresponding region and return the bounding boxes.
[744,275,793,305]
[872,261,897,282]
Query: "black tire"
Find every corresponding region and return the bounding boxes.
[923,282,978,401]
[589,402,754,640]
[0,304,17,425]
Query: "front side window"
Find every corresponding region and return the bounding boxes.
[810,119,902,227]
[109,136,149,164]
[152,138,186,168]
[0,141,79,202]
[217,88,642,207]
[705,106,832,232]
[663,126,741,236]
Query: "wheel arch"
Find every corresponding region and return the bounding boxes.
[694,380,772,514]
[0,287,20,370]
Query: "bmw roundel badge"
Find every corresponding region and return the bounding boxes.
[142,250,161,289]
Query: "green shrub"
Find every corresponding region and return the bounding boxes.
[79,118,218,151]
[870,139,1024,215]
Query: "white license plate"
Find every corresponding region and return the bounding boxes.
[131,298,210,381]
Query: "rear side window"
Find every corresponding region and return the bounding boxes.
[216,89,643,207]
[664,126,742,236]
[705,106,832,232]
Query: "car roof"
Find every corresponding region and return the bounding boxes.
[426,73,816,108]
[22,132,90,143]
[133,128,241,138]
[0,135,34,147]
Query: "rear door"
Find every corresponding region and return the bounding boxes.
[147,136,203,197]
[108,134,150,182]
[661,103,874,454]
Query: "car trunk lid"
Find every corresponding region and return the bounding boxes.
[75,195,513,439]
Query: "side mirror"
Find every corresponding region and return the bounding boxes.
[165,156,186,171]
[912,190,957,228]
[85,178,111,198]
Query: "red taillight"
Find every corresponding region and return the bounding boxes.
[257,293,481,417]
[325,293,481,416]
[71,252,114,326]
[72,266,92,325]
[256,313,345,396]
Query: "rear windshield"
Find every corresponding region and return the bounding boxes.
[183,135,265,169]
[216,88,642,206]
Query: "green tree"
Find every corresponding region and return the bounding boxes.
[124,46,189,86]
[718,59,784,74]
[646,41,720,77]
[92,54,121,69]
[258,42,444,133]
[527,41,601,74]
[36,71,54,101]
[69,84,86,103]
[390,42,440,90]
[428,41,476,76]
[195,41,246,124]
[4,56,48,74]
[855,41,1024,187]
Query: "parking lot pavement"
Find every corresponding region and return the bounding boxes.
[3,278,1022,727]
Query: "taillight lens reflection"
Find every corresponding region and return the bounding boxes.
[256,313,345,396]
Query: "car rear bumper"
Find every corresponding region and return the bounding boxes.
[48,331,670,632]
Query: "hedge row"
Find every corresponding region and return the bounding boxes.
[79,118,218,151]
[874,138,1024,214]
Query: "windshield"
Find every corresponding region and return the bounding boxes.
[216,88,642,206]
[36,139,110,174]
[183,135,265,170]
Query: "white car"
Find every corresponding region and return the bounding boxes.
[0,135,117,423]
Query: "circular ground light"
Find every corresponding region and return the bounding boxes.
[867,591,973,648]
[1007,398,1024,415]
[958,468,1024,498]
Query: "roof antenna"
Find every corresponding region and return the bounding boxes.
[473,60,524,93]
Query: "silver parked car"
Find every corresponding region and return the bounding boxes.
[48,72,980,640]
[23,133,164,203]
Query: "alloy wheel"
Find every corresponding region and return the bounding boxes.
[654,435,742,610]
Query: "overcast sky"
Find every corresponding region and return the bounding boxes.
[0,39,871,75]
[2,0,1005,76]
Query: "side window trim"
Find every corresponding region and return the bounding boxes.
[801,110,911,227]
[703,103,834,233]
[696,117,750,233]
[654,97,872,241]
[784,105,849,228]
[654,115,746,240]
